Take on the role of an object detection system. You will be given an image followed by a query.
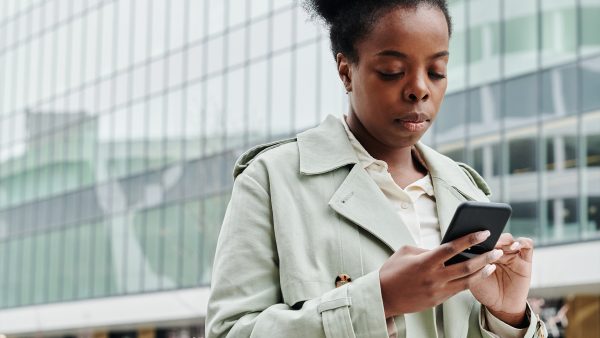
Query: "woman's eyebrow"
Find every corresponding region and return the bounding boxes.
[375,50,408,58]
[374,50,449,60]
[430,50,450,59]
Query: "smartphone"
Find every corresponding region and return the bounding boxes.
[440,201,512,266]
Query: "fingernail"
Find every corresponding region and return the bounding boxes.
[510,242,521,250]
[489,249,503,260]
[483,264,496,277]
[477,230,491,241]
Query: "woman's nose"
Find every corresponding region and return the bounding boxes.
[403,75,430,103]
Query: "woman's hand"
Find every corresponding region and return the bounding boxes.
[469,233,533,327]
[379,230,504,318]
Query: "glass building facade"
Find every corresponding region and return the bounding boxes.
[0,0,338,312]
[0,0,599,335]
[436,0,600,244]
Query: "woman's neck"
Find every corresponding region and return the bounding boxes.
[345,113,420,174]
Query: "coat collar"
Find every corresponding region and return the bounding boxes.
[296,114,486,203]
[296,114,359,175]
[297,114,489,245]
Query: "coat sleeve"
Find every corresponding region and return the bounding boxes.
[470,302,548,338]
[205,171,390,338]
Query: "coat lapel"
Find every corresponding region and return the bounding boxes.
[414,143,491,338]
[432,178,469,237]
[297,115,416,252]
[328,163,416,252]
[414,142,489,237]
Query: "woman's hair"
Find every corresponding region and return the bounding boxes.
[303,0,452,63]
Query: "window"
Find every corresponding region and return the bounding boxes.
[169,0,187,50]
[296,4,320,43]
[541,64,578,117]
[509,137,537,174]
[249,17,269,60]
[468,0,501,86]
[247,60,268,146]
[588,197,600,233]
[5,238,22,306]
[32,232,47,304]
[77,223,93,299]
[92,221,112,297]
[20,235,34,305]
[490,143,503,177]
[468,83,502,135]
[472,147,484,176]
[270,53,293,138]
[47,230,62,302]
[581,0,600,57]
[227,26,247,68]
[541,0,577,68]
[509,202,539,238]
[436,92,467,143]
[225,68,246,150]
[504,74,538,124]
[503,0,538,77]
[161,204,181,289]
[181,200,202,287]
[581,56,600,112]
[546,198,579,241]
[150,0,167,58]
[0,240,7,307]
[294,43,319,132]
[188,0,206,44]
[442,148,466,163]
[116,0,133,72]
[208,0,225,36]
[588,134,600,168]
[61,226,79,301]
[273,8,294,52]
[200,194,227,285]
[545,136,577,171]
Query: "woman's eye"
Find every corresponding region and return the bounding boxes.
[429,71,446,80]
[378,71,403,80]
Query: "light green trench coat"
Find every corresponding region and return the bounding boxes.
[206,115,546,338]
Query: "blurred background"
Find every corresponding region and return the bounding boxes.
[0,0,599,337]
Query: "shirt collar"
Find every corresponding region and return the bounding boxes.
[339,115,434,196]
[406,174,435,197]
[339,114,382,170]
[339,115,430,171]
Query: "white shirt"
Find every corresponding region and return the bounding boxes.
[339,115,526,338]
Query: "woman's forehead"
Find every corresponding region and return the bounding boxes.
[356,5,449,59]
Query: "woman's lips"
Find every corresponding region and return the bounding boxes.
[394,119,429,132]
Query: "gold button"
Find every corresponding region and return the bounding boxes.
[335,274,352,288]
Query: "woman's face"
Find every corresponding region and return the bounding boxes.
[338,5,450,148]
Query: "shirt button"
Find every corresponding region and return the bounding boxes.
[401,202,409,209]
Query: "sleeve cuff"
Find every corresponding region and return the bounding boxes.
[480,303,548,338]
[346,270,390,337]
[482,306,528,338]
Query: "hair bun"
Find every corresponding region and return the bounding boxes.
[303,0,350,25]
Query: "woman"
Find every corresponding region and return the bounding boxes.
[206,0,547,337]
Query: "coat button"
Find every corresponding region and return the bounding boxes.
[335,274,352,288]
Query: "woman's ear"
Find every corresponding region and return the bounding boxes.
[336,53,352,93]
